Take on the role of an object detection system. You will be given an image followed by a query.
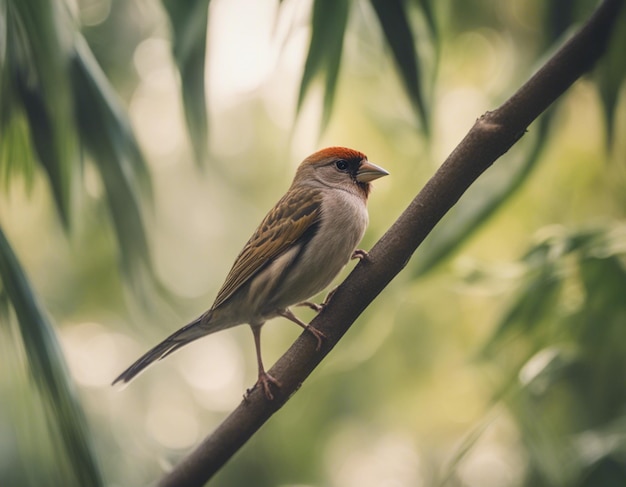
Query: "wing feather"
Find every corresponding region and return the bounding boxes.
[212,188,322,309]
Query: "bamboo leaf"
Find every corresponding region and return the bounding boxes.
[413,112,553,277]
[0,111,38,192]
[5,0,78,227]
[0,0,10,126]
[70,35,154,287]
[545,0,626,150]
[0,225,104,487]
[417,0,438,42]
[438,412,498,486]
[481,266,561,357]
[162,0,210,166]
[297,0,349,131]
[370,0,429,132]
[595,4,626,150]
[545,0,576,44]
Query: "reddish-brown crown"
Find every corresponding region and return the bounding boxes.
[301,146,367,166]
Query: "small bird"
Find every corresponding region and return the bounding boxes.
[113,147,388,399]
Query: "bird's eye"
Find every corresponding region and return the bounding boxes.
[335,159,349,171]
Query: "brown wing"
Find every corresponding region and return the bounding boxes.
[211,188,323,309]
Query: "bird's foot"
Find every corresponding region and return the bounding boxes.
[246,371,282,401]
[321,287,338,307]
[305,325,327,352]
[297,301,324,312]
[278,308,327,351]
[298,286,338,312]
[352,249,370,261]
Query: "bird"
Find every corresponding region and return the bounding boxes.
[112,147,388,399]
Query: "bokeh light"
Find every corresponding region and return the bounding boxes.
[2,0,625,486]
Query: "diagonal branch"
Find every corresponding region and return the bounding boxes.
[158,1,624,485]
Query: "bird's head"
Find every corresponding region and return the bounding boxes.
[294,147,389,199]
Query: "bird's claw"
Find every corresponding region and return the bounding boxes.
[278,308,326,351]
[306,325,327,352]
[246,371,282,401]
[351,249,370,261]
[297,301,324,312]
[321,287,337,307]
[296,284,343,314]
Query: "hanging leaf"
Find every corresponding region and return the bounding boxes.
[0,112,38,192]
[369,0,429,132]
[544,0,576,44]
[4,0,78,227]
[594,4,626,150]
[413,112,553,277]
[0,225,104,487]
[481,266,562,357]
[162,0,210,166]
[417,0,438,42]
[70,35,154,288]
[297,0,349,131]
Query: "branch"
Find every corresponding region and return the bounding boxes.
[158,1,624,485]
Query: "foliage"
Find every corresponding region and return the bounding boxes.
[0,225,104,487]
[162,0,210,166]
[1,0,154,285]
[0,0,625,486]
[462,224,626,486]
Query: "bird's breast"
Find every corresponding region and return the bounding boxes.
[315,190,369,261]
[263,190,369,311]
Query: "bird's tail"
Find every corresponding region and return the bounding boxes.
[112,313,211,385]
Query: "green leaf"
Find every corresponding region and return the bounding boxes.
[162,0,210,166]
[518,346,578,394]
[579,254,626,315]
[297,0,349,131]
[595,4,626,150]
[510,392,578,485]
[544,0,576,44]
[0,111,37,192]
[4,0,78,227]
[0,0,10,125]
[417,0,438,42]
[70,35,154,288]
[521,226,600,268]
[0,225,104,487]
[438,412,498,486]
[370,0,429,132]
[413,112,553,277]
[481,265,561,357]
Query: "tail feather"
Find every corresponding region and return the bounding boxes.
[112,315,209,385]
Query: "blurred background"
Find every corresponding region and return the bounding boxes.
[1,0,626,486]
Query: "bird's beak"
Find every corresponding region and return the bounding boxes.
[356,160,389,183]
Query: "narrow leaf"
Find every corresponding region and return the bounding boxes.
[370,0,429,132]
[0,111,37,192]
[545,0,576,44]
[70,35,154,288]
[297,0,349,131]
[162,0,210,166]
[6,0,78,227]
[546,0,625,151]
[0,0,10,126]
[417,0,438,42]
[481,266,561,357]
[595,4,626,150]
[0,225,104,487]
[413,112,553,277]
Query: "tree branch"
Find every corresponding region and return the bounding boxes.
[158,1,624,485]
